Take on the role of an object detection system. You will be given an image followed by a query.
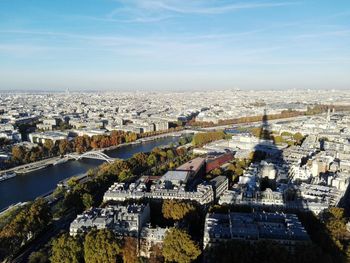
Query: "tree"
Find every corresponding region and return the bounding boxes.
[162,200,196,221]
[82,193,94,209]
[166,149,175,160]
[58,139,69,155]
[210,168,221,176]
[122,237,139,263]
[0,198,52,260]
[293,132,304,144]
[12,145,27,163]
[162,228,201,263]
[131,152,148,169]
[119,170,133,182]
[84,229,121,263]
[345,245,350,261]
[179,137,187,145]
[147,154,157,167]
[51,233,83,263]
[235,167,244,177]
[25,198,52,237]
[281,131,293,137]
[251,127,263,138]
[67,177,79,188]
[43,139,54,155]
[325,207,345,220]
[29,147,42,162]
[63,189,84,213]
[149,244,164,263]
[28,251,48,263]
[323,207,347,242]
[192,131,225,146]
[273,135,284,145]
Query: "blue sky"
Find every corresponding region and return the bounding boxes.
[0,0,349,90]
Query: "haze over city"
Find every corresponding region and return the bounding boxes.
[0,0,349,90]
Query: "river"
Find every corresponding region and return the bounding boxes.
[0,136,179,210]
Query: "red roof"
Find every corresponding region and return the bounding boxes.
[176,157,205,174]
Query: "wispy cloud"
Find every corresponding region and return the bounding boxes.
[294,30,350,39]
[68,14,173,24]
[46,1,300,26]
[103,0,299,24]
[151,1,297,14]
[0,28,263,45]
[113,0,299,15]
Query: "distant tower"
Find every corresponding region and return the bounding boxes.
[65,87,70,96]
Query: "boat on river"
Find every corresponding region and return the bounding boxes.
[0,172,16,182]
[53,157,69,165]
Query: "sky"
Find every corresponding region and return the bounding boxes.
[0,0,349,91]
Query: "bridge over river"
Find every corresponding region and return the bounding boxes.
[66,151,117,163]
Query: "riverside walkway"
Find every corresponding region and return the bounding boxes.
[0,156,62,176]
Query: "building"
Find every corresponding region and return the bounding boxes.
[327,172,350,191]
[28,131,68,144]
[103,175,228,205]
[159,170,191,187]
[175,157,206,178]
[298,183,343,207]
[228,134,286,155]
[206,152,234,173]
[71,128,107,137]
[70,203,150,237]
[154,120,169,131]
[288,165,312,182]
[260,161,277,180]
[209,176,229,201]
[203,212,309,250]
[0,130,21,142]
[36,117,61,130]
[219,188,284,207]
[140,226,168,257]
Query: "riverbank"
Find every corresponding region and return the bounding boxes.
[101,130,186,152]
[0,130,192,177]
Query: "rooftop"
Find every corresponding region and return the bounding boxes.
[176,157,205,173]
[160,170,190,184]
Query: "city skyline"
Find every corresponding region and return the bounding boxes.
[0,0,350,90]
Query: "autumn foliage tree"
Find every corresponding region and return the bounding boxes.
[323,208,347,251]
[11,145,26,163]
[122,237,139,263]
[51,233,83,263]
[192,131,226,146]
[162,199,196,220]
[28,251,48,263]
[0,199,51,260]
[84,229,121,263]
[162,228,201,263]
[162,200,196,221]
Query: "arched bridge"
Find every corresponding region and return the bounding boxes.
[67,151,116,163]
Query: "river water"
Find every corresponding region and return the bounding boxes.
[0,136,179,210]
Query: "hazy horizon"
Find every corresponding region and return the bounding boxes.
[1,0,349,90]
